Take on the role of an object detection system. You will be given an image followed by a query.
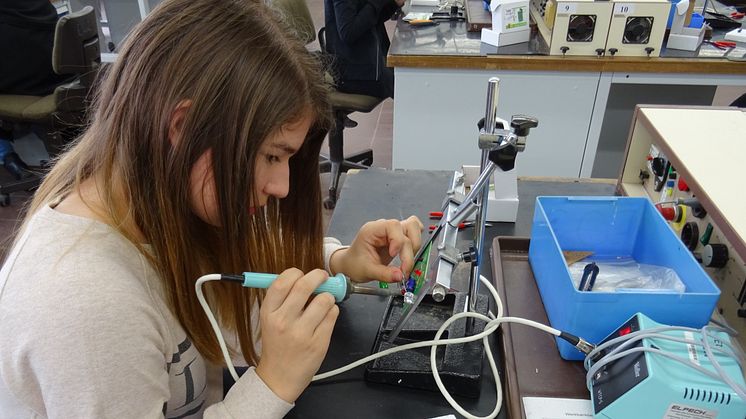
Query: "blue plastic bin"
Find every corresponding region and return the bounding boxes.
[529,196,720,360]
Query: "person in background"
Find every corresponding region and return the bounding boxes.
[0,0,70,180]
[324,0,405,99]
[0,0,423,417]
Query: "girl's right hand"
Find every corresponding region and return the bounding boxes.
[255,268,340,403]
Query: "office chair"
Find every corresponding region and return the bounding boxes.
[316,27,383,209]
[271,0,383,210]
[0,6,100,206]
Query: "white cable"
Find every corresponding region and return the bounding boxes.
[195,274,241,382]
[313,276,558,419]
[197,273,561,419]
[584,325,746,401]
[701,326,746,401]
[587,346,728,389]
[586,327,740,370]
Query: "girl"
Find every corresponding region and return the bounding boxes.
[0,0,423,417]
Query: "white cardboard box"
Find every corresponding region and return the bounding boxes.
[481,0,530,46]
[452,165,519,222]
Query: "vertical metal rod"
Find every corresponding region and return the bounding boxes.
[467,78,500,323]
[483,77,500,134]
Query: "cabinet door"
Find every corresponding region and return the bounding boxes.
[393,68,599,177]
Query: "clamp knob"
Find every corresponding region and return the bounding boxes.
[510,115,539,137]
[595,48,605,57]
[645,47,655,57]
[560,46,569,55]
[461,246,478,263]
[608,48,618,56]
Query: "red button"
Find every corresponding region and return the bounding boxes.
[619,326,632,336]
[657,204,675,221]
[678,178,689,191]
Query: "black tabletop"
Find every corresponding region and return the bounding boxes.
[288,168,616,418]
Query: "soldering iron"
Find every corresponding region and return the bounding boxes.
[217,272,401,302]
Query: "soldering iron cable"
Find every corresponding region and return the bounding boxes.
[195,274,238,379]
[197,274,594,419]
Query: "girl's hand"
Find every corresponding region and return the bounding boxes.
[330,215,424,283]
[255,268,339,403]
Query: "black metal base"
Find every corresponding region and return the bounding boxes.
[364,292,488,398]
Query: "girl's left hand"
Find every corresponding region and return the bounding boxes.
[329,215,424,283]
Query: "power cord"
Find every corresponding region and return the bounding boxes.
[584,325,746,401]
[196,274,593,419]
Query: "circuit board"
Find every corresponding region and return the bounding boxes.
[402,241,433,307]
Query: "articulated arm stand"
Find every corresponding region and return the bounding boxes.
[364,78,538,395]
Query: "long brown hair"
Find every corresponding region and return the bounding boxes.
[22,0,332,366]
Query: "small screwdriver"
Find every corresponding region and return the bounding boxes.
[235,272,401,302]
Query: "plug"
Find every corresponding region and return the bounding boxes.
[559,332,596,355]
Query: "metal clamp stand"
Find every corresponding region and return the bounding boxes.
[364,78,538,397]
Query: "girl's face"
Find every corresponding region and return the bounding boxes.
[189,115,312,226]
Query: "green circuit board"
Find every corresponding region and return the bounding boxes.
[403,241,433,306]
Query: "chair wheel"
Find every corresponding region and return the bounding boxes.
[0,194,10,207]
[323,197,336,210]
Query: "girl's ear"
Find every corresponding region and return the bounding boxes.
[168,100,193,148]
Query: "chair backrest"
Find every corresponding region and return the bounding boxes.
[52,6,100,88]
[271,0,316,46]
[318,27,327,53]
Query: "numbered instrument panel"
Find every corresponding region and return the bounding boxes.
[606,0,669,57]
[531,0,613,56]
[530,0,668,56]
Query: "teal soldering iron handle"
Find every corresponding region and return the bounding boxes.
[241,272,349,302]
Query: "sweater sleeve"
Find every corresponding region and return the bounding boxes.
[205,368,292,419]
[324,237,349,273]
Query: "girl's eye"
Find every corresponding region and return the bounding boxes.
[266,154,280,164]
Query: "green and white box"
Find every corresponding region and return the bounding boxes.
[481,0,530,47]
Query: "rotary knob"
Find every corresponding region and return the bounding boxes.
[703,244,728,268]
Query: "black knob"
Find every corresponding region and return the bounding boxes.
[651,157,666,177]
[560,46,569,55]
[645,47,655,57]
[639,169,650,181]
[608,48,618,56]
[510,115,539,136]
[595,48,605,57]
[681,222,699,251]
[703,244,728,268]
[462,246,478,263]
